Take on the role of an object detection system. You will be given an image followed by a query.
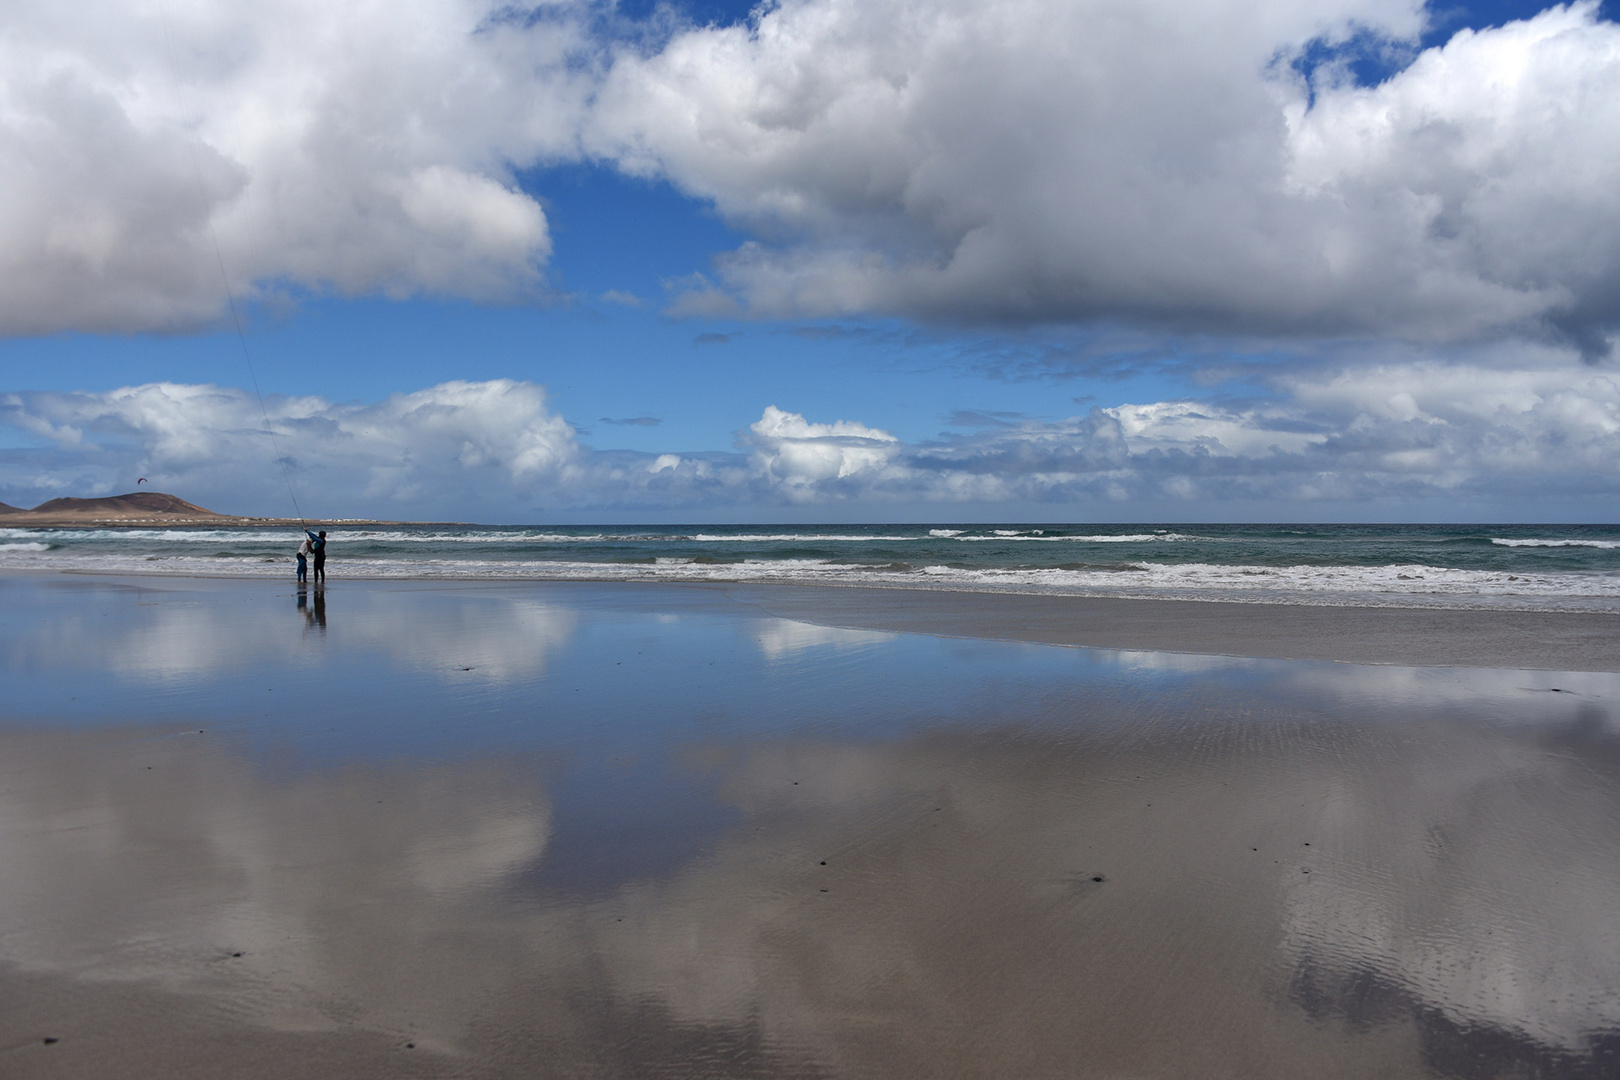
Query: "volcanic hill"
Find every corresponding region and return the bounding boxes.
[0,491,398,527]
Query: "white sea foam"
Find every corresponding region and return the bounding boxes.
[1067,533,1186,543]
[4,543,1618,612]
[4,527,928,545]
[332,531,601,543]
[0,527,303,543]
[1492,538,1620,549]
[0,524,1213,546]
[685,534,918,543]
[284,530,615,544]
[4,524,1617,612]
[953,532,1192,542]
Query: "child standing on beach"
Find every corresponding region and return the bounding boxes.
[296,533,312,584]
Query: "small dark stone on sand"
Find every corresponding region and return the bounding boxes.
[43,1037,59,1045]
[1092,876,1104,883]
[232,952,242,957]
[819,888,829,893]
[406,1043,416,1049]
[1252,847,1258,851]
[1303,842,1310,846]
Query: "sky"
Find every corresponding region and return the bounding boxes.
[1,0,1618,523]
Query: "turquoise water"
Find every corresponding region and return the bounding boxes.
[3,522,1620,610]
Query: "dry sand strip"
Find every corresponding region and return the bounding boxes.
[725,583,1620,672]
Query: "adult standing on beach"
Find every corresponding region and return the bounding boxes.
[307,528,327,584]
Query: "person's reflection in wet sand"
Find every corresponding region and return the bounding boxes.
[296,585,325,633]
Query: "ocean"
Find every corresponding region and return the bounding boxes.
[4,521,1619,612]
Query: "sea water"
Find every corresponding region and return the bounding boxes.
[2,521,1619,611]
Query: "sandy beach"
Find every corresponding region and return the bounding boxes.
[2,573,1617,1078]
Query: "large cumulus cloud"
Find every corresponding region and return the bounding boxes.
[4,368,1618,518]
[7,0,1620,352]
[588,0,1620,352]
[0,0,585,334]
[744,404,903,498]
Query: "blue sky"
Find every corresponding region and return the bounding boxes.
[2,0,1618,522]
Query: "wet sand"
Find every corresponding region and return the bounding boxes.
[728,583,1620,671]
[2,575,1618,1078]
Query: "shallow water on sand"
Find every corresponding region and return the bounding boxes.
[2,576,1618,1078]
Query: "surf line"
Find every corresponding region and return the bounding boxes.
[157,5,306,528]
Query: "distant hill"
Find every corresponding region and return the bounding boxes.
[27,492,219,517]
[0,491,402,528]
[0,491,245,526]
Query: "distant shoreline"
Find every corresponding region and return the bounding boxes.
[0,515,456,528]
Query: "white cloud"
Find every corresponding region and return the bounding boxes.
[908,360,1620,507]
[1110,401,1328,457]
[744,404,901,496]
[586,0,1620,350]
[729,361,1620,512]
[0,379,582,517]
[7,0,1620,354]
[4,368,1619,518]
[0,0,587,333]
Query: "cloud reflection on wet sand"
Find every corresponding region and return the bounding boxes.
[3,696,1618,1078]
[5,579,580,683]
